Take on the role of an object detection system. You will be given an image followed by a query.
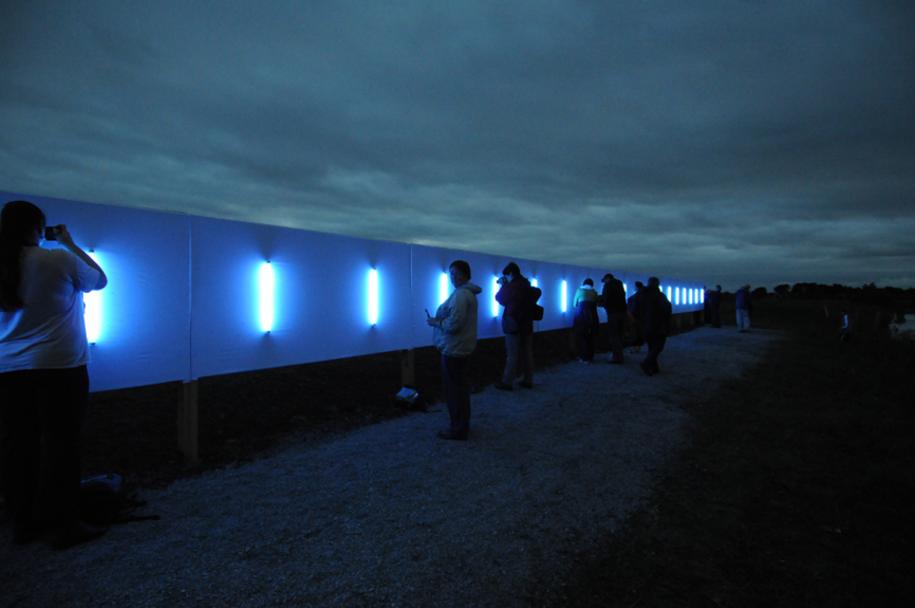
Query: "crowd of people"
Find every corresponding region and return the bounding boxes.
[427,259,734,442]
[1,198,752,550]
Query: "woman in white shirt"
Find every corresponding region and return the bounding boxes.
[0,200,107,548]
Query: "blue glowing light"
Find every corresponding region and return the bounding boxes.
[492,276,500,318]
[367,268,379,326]
[439,272,450,305]
[701,289,705,304]
[531,278,539,288]
[84,251,102,343]
[666,286,672,301]
[675,287,681,306]
[258,261,275,333]
[561,280,568,313]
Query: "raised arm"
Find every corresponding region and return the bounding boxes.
[57,225,108,290]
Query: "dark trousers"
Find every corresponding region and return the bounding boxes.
[0,366,89,532]
[710,305,721,328]
[643,335,667,374]
[441,354,470,436]
[605,312,625,362]
[574,322,596,361]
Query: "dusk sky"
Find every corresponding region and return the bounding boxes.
[2,1,913,289]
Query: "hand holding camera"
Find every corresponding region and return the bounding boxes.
[44,224,74,247]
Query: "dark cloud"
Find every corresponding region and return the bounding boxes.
[2,0,913,288]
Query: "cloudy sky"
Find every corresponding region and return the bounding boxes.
[2,1,913,289]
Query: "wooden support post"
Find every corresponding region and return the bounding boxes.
[178,380,199,466]
[400,349,416,387]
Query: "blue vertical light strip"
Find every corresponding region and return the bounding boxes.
[531,278,539,288]
[675,287,681,306]
[561,280,568,313]
[439,272,450,305]
[84,250,102,344]
[258,261,275,333]
[701,289,705,304]
[491,276,500,318]
[666,286,672,301]
[368,268,379,326]
[689,288,695,305]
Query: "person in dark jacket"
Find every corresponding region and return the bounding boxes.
[635,276,672,376]
[572,278,599,363]
[735,284,751,332]
[626,280,645,352]
[706,284,722,328]
[600,273,627,363]
[494,262,534,390]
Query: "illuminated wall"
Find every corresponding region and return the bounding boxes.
[2,192,705,391]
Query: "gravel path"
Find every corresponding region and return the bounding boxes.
[1,328,778,607]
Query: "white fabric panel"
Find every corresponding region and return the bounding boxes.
[11,194,192,391]
[3,192,705,392]
[189,217,413,378]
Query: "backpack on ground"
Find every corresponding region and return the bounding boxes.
[79,473,160,525]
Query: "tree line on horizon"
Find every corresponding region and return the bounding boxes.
[719,282,915,311]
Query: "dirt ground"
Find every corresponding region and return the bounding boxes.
[4,299,913,605]
[77,319,643,488]
[546,299,915,606]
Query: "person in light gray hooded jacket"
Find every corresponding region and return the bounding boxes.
[428,260,481,440]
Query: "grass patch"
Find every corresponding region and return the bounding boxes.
[552,299,915,606]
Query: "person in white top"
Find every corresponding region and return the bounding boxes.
[1,200,108,548]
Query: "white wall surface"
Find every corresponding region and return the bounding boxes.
[1,192,705,391]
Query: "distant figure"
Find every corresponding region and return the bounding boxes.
[706,285,722,328]
[427,260,481,440]
[1,200,108,548]
[634,276,672,376]
[735,284,752,332]
[627,280,646,352]
[838,309,851,342]
[495,262,535,390]
[573,278,599,363]
[600,273,627,364]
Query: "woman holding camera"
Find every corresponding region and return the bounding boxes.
[0,200,107,548]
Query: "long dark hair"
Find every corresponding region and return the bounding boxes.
[1,200,46,311]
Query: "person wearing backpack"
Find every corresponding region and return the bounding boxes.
[494,262,534,390]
